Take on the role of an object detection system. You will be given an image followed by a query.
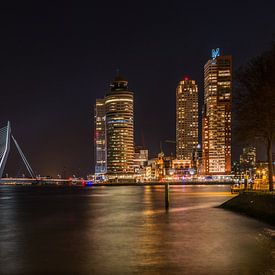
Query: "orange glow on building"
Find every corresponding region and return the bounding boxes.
[176,78,198,165]
[105,76,134,176]
[202,53,232,175]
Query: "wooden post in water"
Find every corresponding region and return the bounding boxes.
[165,182,170,210]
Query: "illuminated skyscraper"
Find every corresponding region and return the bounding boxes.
[202,49,232,175]
[176,77,198,166]
[105,76,134,177]
[94,99,107,174]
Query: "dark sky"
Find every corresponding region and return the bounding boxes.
[1,1,275,177]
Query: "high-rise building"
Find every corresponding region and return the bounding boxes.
[202,49,232,175]
[94,99,107,175]
[176,77,198,166]
[232,146,257,181]
[240,146,256,167]
[105,76,134,177]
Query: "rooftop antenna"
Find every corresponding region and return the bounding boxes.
[116,68,120,76]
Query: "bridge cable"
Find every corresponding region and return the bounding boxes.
[11,135,36,179]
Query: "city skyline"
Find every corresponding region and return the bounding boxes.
[0,3,274,274]
[94,50,231,179]
[1,2,275,177]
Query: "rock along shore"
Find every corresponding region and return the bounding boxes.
[220,191,275,226]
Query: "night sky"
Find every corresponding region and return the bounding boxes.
[1,1,275,177]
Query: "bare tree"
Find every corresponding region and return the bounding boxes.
[235,43,275,191]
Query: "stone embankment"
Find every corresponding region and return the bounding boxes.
[220,191,275,225]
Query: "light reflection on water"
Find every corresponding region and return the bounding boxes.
[0,185,274,274]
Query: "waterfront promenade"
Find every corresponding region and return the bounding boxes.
[0,177,233,186]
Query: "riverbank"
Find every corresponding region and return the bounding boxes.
[0,180,234,186]
[220,191,275,225]
[91,181,233,186]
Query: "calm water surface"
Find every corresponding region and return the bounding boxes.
[0,185,274,274]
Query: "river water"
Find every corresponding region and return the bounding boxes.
[0,185,274,274]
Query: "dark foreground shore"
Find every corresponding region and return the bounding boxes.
[220,192,275,226]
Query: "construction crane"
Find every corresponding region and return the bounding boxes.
[165,140,176,144]
[159,140,176,155]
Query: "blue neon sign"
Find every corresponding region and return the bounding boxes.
[107,119,128,124]
[212,48,220,59]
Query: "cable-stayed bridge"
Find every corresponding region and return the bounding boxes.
[0,121,35,179]
[0,121,86,185]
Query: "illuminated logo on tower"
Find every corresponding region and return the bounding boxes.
[212,48,220,59]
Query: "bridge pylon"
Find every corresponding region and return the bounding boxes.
[0,121,35,179]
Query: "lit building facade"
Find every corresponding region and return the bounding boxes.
[240,146,256,167]
[176,77,198,166]
[232,146,256,181]
[202,49,232,175]
[94,99,107,174]
[105,76,134,177]
[133,149,148,181]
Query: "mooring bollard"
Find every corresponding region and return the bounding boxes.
[165,182,170,210]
